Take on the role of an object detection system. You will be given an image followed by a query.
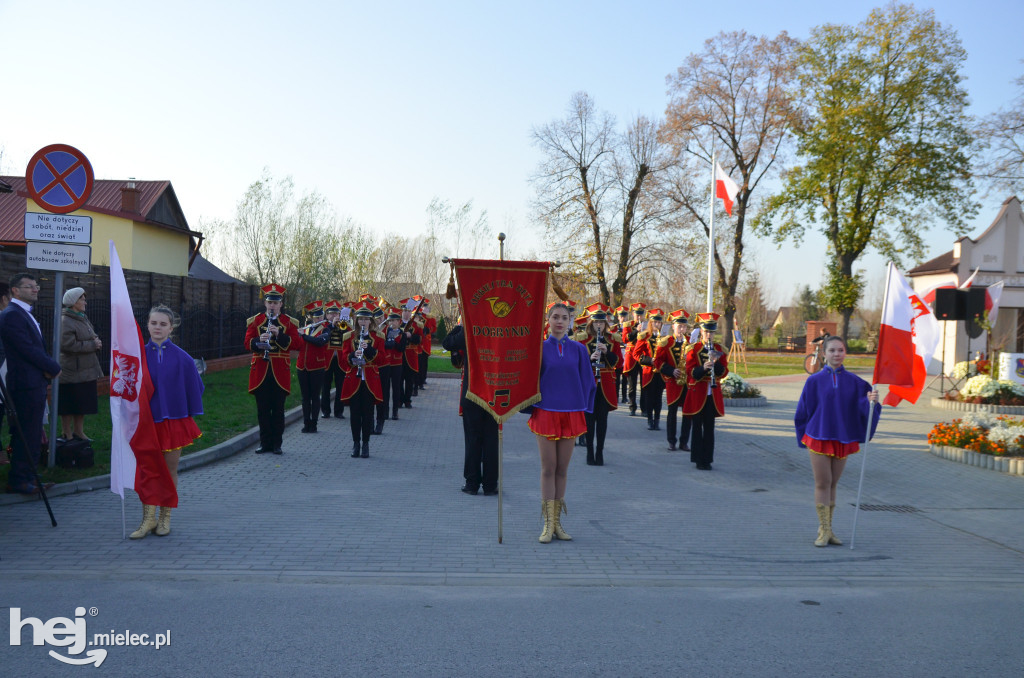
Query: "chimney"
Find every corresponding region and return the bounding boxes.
[121,178,141,214]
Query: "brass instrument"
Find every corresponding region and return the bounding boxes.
[355,327,369,380]
[299,317,329,334]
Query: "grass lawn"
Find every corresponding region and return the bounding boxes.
[729,352,876,379]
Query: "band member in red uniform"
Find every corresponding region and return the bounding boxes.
[415,297,436,390]
[622,302,647,416]
[398,299,422,408]
[683,312,729,470]
[296,300,329,433]
[382,308,406,421]
[580,303,619,466]
[632,308,665,431]
[656,309,692,451]
[340,300,385,458]
[320,300,349,420]
[371,302,389,434]
[245,284,301,455]
[613,306,629,403]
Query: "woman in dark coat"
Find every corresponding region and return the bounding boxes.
[58,287,103,441]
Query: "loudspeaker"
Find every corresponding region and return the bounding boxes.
[933,288,965,321]
[966,287,987,339]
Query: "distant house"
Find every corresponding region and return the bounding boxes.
[0,176,203,277]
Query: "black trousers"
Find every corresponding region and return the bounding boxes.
[417,353,429,386]
[387,363,403,415]
[6,386,46,487]
[377,365,391,425]
[254,378,288,451]
[321,361,345,417]
[585,391,612,461]
[688,397,718,465]
[462,399,499,491]
[347,384,376,443]
[626,368,640,412]
[402,359,417,405]
[641,377,664,425]
[298,369,324,428]
[666,397,692,447]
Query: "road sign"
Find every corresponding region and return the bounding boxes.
[25,144,94,215]
[24,212,92,244]
[25,241,92,273]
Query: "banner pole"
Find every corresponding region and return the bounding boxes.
[849,395,876,550]
[497,423,504,544]
[706,151,716,313]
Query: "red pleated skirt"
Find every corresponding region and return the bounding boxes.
[154,417,202,452]
[802,434,859,459]
[528,409,588,440]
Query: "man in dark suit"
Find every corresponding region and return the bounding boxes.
[0,273,62,494]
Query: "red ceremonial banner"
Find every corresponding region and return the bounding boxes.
[453,259,550,423]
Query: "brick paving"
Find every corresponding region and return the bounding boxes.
[1,373,1021,587]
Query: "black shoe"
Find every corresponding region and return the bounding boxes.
[654,421,661,431]
[73,434,93,443]
[255,447,269,454]
[337,412,345,419]
[392,412,399,420]
[310,422,318,433]
[272,448,283,455]
[6,482,40,495]
[373,422,384,435]
[680,443,690,452]
[361,442,369,458]
[301,425,312,433]
[461,485,479,495]
[668,443,677,451]
[351,442,361,458]
[586,456,596,466]
[404,402,412,409]
[321,410,331,418]
[696,463,712,470]
[629,408,636,416]
[595,452,604,466]
[647,421,655,431]
[482,488,498,496]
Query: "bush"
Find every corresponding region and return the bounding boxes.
[720,372,761,398]
[927,415,1024,456]
[953,375,1024,405]
[751,326,763,348]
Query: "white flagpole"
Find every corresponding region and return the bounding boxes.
[706,151,716,313]
[850,262,893,549]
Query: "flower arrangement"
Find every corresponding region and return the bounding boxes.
[946,375,1024,405]
[927,414,1024,456]
[720,372,761,399]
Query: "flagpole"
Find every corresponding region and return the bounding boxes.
[850,262,894,549]
[497,234,504,544]
[706,151,716,313]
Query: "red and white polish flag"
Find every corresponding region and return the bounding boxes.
[109,241,177,507]
[874,262,941,407]
[714,161,740,216]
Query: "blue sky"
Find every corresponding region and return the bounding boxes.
[1,0,1021,306]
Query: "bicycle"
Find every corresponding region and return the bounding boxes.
[804,341,825,375]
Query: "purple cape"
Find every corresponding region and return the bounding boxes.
[533,335,596,413]
[794,365,880,446]
[146,339,205,423]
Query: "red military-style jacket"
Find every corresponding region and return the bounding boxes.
[383,325,405,367]
[402,321,422,372]
[654,335,691,406]
[418,315,437,356]
[245,312,302,393]
[630,329,661,388]
[339,329,385,402]
[296,323,329,371]
[579,332,620,409]
[620,320,640,373]
[682,341,729,417]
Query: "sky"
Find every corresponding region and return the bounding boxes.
[1,0,1022,308]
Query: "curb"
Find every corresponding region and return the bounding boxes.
[723,396,768,408]
[928,445,1024,475]
[929,397,1024,415]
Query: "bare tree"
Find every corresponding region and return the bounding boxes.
[661,30,800,347]
[976,71,1024,198]
[531,92,677,307]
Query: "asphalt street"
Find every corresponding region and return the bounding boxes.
[2,372,1022,676]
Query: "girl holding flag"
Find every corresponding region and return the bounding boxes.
[130,305,204,539]
[794,335,879,547]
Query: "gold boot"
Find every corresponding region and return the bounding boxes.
[814,503,830,547]
[538,499,555,543]
[130,505,158,540]
[552,499,572,541]
[155,507,172,537]
[827,505,842,545]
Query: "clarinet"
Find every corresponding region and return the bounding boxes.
[593,334,605,380]
[262,312,280,361]
[356,327,369,381]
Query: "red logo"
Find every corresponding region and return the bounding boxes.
[110,351,140,401]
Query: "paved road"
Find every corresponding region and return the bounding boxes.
[3,373,1022,676]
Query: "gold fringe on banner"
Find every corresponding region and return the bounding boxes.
[445,262,458,299]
